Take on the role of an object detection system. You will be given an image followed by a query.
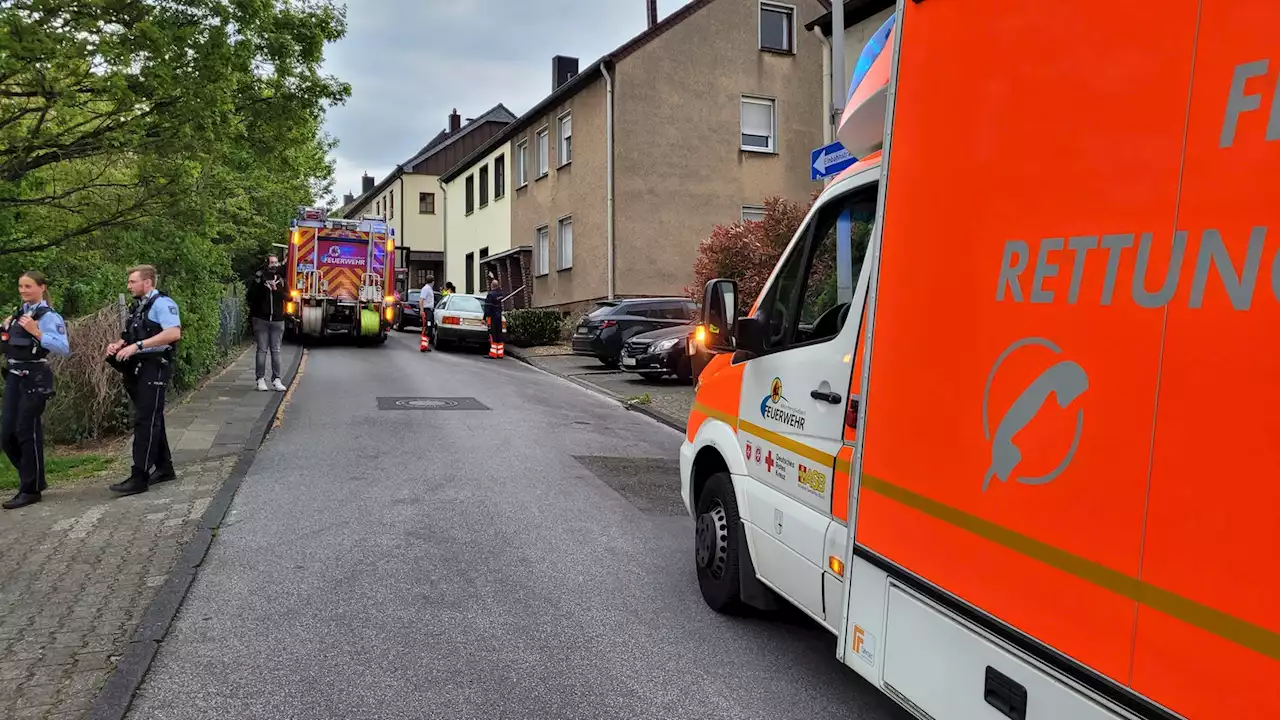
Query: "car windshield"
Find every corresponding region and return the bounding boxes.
[446,295,483,313]
[587,302,618,319]
[407,291,420,303]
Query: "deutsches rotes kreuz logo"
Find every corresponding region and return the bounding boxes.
[760,377,806,431]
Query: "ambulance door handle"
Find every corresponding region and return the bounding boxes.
[810,389,842,405]
[983,666,1027,720]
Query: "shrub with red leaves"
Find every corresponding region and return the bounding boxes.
[686,195,814,310]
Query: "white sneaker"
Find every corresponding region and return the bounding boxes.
[256,378,269,392]
[271,378,287,392]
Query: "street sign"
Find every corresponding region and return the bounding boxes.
[811,141,857,180]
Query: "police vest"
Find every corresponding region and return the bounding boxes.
[1,306,53,362]
[123,292,177,358]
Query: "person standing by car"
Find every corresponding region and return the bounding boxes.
[418,273,436,353]
[484,279,505,360]
[247,255,287,391]
[442,282,455,297]
[1,271,70,510]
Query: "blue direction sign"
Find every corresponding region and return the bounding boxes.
[810,141,857,181]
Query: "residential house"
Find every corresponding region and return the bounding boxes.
[439,139,517,298]
[446,0,826,312]
[340,105,516,291]
[804,0,895,145]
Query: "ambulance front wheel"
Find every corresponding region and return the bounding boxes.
[695,472,742,613]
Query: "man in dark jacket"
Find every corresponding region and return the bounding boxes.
[247,255,287,391]
[483,279,505,359]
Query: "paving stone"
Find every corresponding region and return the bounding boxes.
[0,345,295,720]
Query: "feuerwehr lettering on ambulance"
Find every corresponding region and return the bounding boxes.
[759,377,806,431]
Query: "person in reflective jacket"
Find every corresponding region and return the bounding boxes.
[1,271,70,510]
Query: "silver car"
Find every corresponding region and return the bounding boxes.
[430,294,506,350]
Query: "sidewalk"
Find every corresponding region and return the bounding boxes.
[507,345,692,432]
[0,343,301,720]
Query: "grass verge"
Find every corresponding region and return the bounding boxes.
[0,452,117,491]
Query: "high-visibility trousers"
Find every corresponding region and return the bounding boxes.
[419,326,430,352]
[489,336,504,359]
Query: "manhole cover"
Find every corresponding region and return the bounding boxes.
[376,397,490,411]
[397,399,459,409]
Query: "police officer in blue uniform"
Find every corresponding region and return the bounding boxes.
[2,271,70,510]
[106,265,182,497]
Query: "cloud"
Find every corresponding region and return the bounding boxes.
[320,0,684,204]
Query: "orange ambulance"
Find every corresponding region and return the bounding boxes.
[680,1,1280,718]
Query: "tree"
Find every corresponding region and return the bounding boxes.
[0,0,350,257]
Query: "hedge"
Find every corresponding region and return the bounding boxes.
[506,309,563,347]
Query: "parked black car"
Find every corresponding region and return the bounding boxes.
[620,324,694,382]
[572,297,698,367]
[393,289,421,331]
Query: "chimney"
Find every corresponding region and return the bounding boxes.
[552,55,579,91]
[449,108,461,133]
[647,0,658,28]
[343,192,354,206]
[361,174,374,194]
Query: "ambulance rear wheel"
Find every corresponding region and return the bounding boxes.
[695,472,742,613]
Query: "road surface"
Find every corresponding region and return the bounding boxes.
[127,332,907,720]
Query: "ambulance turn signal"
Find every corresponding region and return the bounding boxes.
[828,555,844,577]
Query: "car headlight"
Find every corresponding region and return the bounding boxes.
[653,337,681,352]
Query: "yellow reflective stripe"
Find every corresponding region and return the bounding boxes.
[690,402,738,429]
[861,474,1280,663]
[739,420,835,467]
[836,454,853,475]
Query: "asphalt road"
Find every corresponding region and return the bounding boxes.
[127,331,908,720]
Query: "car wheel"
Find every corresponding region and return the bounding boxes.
[639,371,666,381]
[601,357,620,369]
[695,472,743,613]
[676,356,693,384]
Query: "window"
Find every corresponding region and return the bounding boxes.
[535,226,549,276]
[419,192,435,214]
[494,155,506,199]
[759,2,794,53]
[742,205,767,223]
[557,216,573,270]
[465,252,475,294]
[516,141,528,187]
[755,185,878,352]
[465,174,475,214]
[446,294,483,313]
[376,200,381,215]
[479,166,489,207]
[741,97,776,152]
[558,112,572,166]
[536,126,549,177]
[390,190,395,219]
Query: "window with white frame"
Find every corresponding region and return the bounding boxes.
[536,127,549,177]
[740,96,776,152]
[742,205,767,223]
[558,112,572,166]
[759,2,794,53]
[557,216,573,270]
[516,140,528,187]
[535,226,550,276]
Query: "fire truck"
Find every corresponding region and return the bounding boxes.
[284,206,395,344]
[681,1,1278,719]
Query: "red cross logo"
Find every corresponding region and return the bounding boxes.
[765,451,774,473]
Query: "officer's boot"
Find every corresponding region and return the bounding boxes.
[109,475,148,496]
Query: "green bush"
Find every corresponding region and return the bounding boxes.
[506,309,563,347]
[560,310,587,342]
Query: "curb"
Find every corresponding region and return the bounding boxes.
[89,344,305,720]
[506,346,688,434]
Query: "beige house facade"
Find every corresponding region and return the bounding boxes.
[340,105,515,291]
[441,140,513,295]
[447,0,827,312]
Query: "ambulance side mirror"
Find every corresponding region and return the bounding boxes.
[702,279,738,353]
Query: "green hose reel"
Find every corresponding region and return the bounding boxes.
[359,308,381,337]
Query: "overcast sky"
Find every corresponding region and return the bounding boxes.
[319,0,690,204]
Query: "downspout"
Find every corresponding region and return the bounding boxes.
[813,27,833,145]
[438,178,448,284]
[601,60,616,300]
